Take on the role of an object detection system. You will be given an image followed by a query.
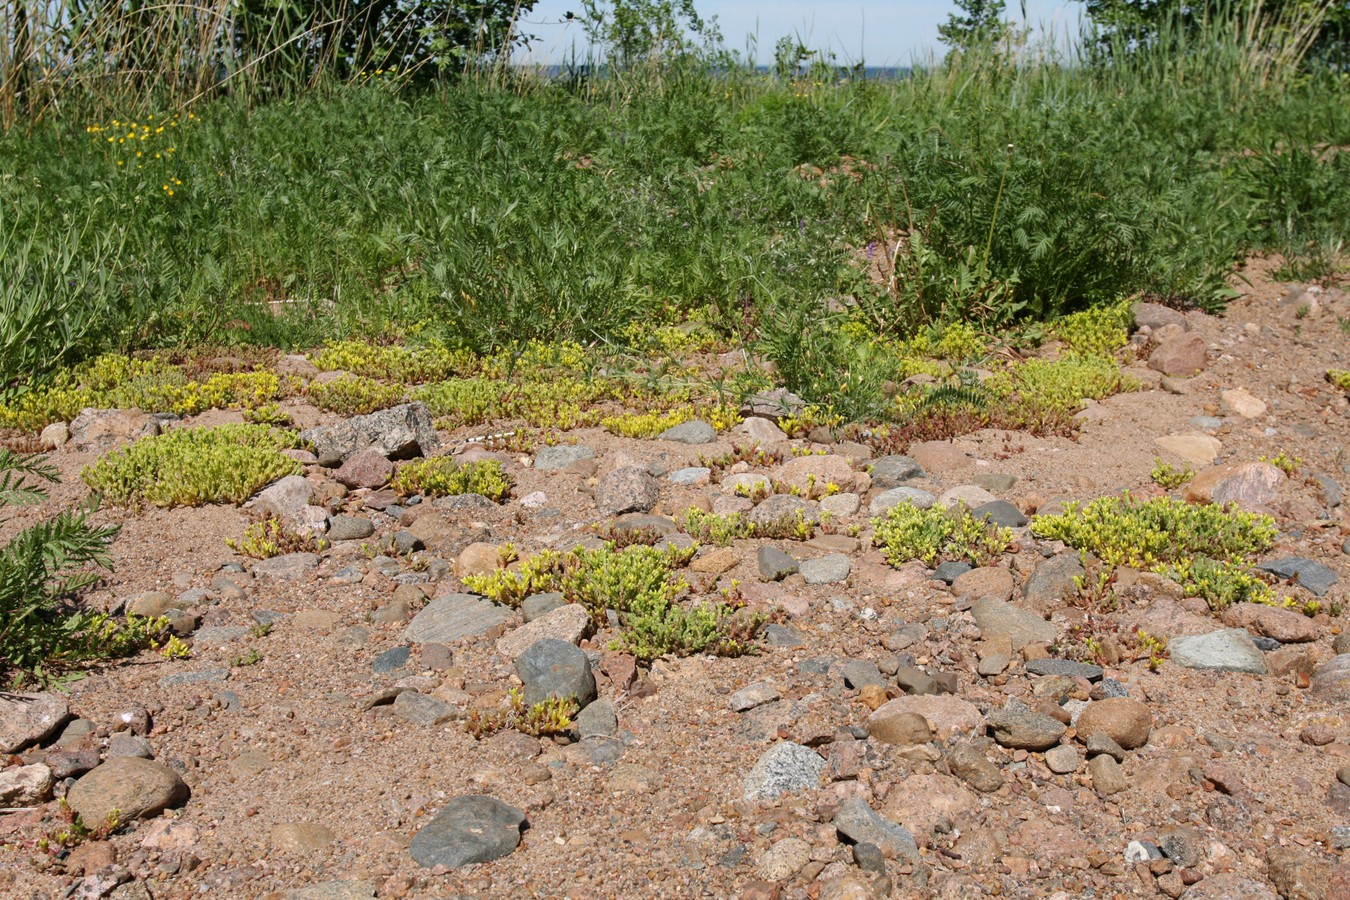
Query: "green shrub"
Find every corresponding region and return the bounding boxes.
[391,457,512,502]
[1053,299,1134,357]
[307,375,405,416]
[0,450,167,684]
[1031,493,1277,570]
[1168,556,1275,611]
[465,688,579,739]
[872,501,1013,568]
[82,424,301,508]
[615,595,765,663]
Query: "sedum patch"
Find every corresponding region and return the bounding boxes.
[872,500,1013,568]
[391,457,511,502]
[307,374,405,416]
[82,423,301,508]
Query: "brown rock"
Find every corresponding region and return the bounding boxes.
[601,653,638,691]
[1148,334,1208,376]
[333,448,394,489]
[857,684,889,711]
[495,603,591,660]
[69,408,160,453]
[1087,754,1128,796]
[0,691,69,753]
[867,711,932,746]
[907,441,974,473]
[868,695,982,742]
[1185,462,1284,509]
[951,566,1015,602]
[881,773,979,839]
[773,454,867,495]
[1220,388,1267,419]
[1266,845,1333,900]
[66,757,189,824]
[1300,724,1336,746]
[1154,434,1222,467]
[455,542,502,578]
[65,840,116,876]
[1134,301,1189,331]
[691,547,740,575]
[1075,698,1152,750]
[1221,602,1319,643]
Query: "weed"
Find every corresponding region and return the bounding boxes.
[156,634,191,659]
[754,508,821,541]
[872,501,1013,568]
[391,458,512,502]
[308,375,405,416]
[602,410,691,438]
[29,801,121,855]
[1261,450,1302,477]
[226,514,328,559]
[464,688,578,739]
[1150,458,1194,490]
[676,508,755,546]
[562,545,689,625]
[460,550,565,607]
[82,424,301,508]
[231,648,263,667]
[1053,299,1134,357]
[242,403,293,427]
[1329,369,1350,392]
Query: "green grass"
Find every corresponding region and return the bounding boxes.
[2,11,1348,420]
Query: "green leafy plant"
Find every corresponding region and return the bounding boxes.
[460,549,565,606]
[0,450,170,684]
[226,514,328,559]
[82,424,301,508]
[872,501,1013,568]
[465,688,580,739]
[391,457,512,502]
[1261,450,1302,476]
[307,374,405,415]
[1150,458,1194,490]
[1329,369,1350,392]
[676,508,755,546]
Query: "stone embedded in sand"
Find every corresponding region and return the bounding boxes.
[405,593,512,644]
[333,448,393,489]
[1148,334,1208,376]
[514,638,597,710]
[300,402,439,465]
[1185,462,1284,508]
[1220,388,1267,419]
[1221,602,1320,644]
[0,692,70,754]
[971,597,1056,650]
[907,441,973,474]
[1154,433,1222,467]
[1074,698,1152,750]
[832,798,920,862]
[657,419,716,444]
[986,703,1067,751]
[595,466,659,516]
[1169,629,1268,674]
[774,453,868,495]
[66,757,189,824]
[69,408,161,453]
[869,695,981,742]
[409,795,527,869]
[743,741,826,801]
[952,567,1015,602]
[1257,556,1339,597]
[496,603,591,660]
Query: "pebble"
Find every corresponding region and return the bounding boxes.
[800,553,852,584]
[496,602,591,660]
[1044,744,1080,774]
[657,420,716,444]
[947,742,1004,792]
[405,593,512,644]
[326,515,374,541]
[0,691,69,753]
[971,596,1056,650]
[1074,698,1152,750]
[1256,556,1339,597]
[534,445,595,471]
[514,638,597,709]
[1025,658,1103,680]
[1169,628,1268,674]
[595,466,660,516]
[971,499,1027,527]
[668,466,712,485]
[986,703,1067,751]
[0,764,54,806]
[729,682,781,712]
[757,837,812,881]
[743,742,826,801]
[832,798,920,862]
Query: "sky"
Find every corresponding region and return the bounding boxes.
[514,0,1087,67]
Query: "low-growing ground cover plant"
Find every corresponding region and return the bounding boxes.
[82,424,301,508]
[391,457,512,501]
[873,501,1014,568]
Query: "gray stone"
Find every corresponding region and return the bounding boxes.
[820,492,861,517]
[574,699,618,738]
[254,475,314,522]
[758,546,799,581]
[392,691,455,727]
[1188,416,1224,430]
[658,420,716,444]
[596,466,660,516]
[69,408,161,453]
[743,741,826,801]
[66,757,189,824]
[1022,554,1085,609]
[522,592,566,623]
[933,561,972,585]
[837,660,887,691]
[514,639,597,709]
[534,445,595,471]
[0,764,53,806]
[747,494,819,530]
[1045,744,1080,774]
[832,798,920,862]
[1170,628,1268,674]
[1025,658,1104,681]
[800,553,851,585]
[740,388,806,422]
[1257,557,1339,597]
[763,624,807,648]
[192,625,249,648]
[105,733,154,760]
[252,552,320,580]
[0,692,70,754]
[869,487,936,516]
[973,473,1017,492]
[405,593,512,644]
[971,500,1027,528]
[668,467,712,485]
[327,515,375,541]
[372,646,412,675]
[495,602,591,660]
[300,402,440,465]
[1178,875,1278,900]
[1085,732,1126,761]
[409,795,527,869]
[869,456,925,489]
[971,597,1056,650]
[1315,474,1343,508]
[1311,654,1350,702]
[729,682,781,712]
[986,703,1067,751]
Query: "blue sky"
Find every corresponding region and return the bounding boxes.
[515,0,1087,66]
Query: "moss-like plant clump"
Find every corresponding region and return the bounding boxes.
[602,410,692,439]
[0,354,282,432]
[989,353,1139,413]
[1328,369,1350,392]
[307,374,405,416]
[1150,458,1194,490]
[461,548,565,606]
[465,688,579,739]
[1053,298,1133,357]
[82,424,301,508]
[226,515,328,559]
[873,501,1013,568]
[391,457,512,502]
[310,340,473,383]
